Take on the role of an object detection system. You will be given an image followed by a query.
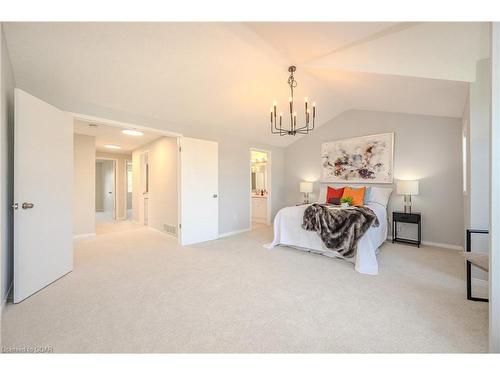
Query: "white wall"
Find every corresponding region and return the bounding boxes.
[284,110,464,248]
[132,137,178,233]
[1,24,15,316]
[73,134,95,236]
[96,152,131,220]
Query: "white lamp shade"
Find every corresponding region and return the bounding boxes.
[300,181,313,193]
[396,180,419,195]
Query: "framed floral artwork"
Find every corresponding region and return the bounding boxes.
[321,133,394,183]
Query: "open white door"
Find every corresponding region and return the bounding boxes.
[180,137,218,245]
[14,89,73,303]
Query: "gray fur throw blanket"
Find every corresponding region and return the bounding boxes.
[302,204,379,258]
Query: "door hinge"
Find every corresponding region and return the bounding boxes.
[179,146,182,152]
[179,223,182,229]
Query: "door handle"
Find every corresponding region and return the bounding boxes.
[22,202,34,209]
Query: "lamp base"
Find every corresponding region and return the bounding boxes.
[303,193,310,204]
[403,194,412,213]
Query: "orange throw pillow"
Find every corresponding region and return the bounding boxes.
[342,186,366,206]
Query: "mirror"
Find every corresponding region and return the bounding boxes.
[251,163,267,192]
[251,150,268,195]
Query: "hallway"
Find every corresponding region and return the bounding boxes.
[95,212,144,235]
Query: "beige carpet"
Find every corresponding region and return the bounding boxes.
[1,225,488,353]
[95,212,144,235]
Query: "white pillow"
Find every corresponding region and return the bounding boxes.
[368,187,393,207]
[317,186,327,203]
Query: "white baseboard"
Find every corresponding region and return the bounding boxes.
[421,240,463,251]
[73,232,96,240]
[386,236,463,251]
[252,218,267,224]
[219,228,251,238]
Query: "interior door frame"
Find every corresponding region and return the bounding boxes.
[95,157,118,220]
[249,147,272,227]
[68,112,183,243]
[139,150,149,226]
[125,158,132,220]
[490,21,500,353]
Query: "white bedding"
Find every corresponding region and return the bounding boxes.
[267,203,388,275]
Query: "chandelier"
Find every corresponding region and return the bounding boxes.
[270,66,316,136]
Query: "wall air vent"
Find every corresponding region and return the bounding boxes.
[163,224,177,237]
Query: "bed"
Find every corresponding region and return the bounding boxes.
[267,187,391,275]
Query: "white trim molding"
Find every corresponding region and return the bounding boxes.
[386,237,463,251]
[219,228,251,239]
[490,21,500,353]
[73,233,96,240]
[420,241,463,251]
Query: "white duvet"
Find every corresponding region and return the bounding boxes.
[267,203,388,275]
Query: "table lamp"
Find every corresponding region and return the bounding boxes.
[300,182,313,204]
[396,180,419,213]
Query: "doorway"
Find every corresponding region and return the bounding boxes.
[95,158,117,222]
[250,148,271,227]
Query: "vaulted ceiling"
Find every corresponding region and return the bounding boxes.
[3,22,489,147]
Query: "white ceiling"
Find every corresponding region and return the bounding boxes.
[74,119,163,154]
[3,22,489,147]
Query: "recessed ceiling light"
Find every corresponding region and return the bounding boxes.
[104,144,121,150]
[122,129,144,136]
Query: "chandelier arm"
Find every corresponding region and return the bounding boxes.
[271,115,286,135]
[296,129,310,134]
[294,122,312,132]
[270,115,281,134]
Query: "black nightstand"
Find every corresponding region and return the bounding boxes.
[392,211,421,247]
